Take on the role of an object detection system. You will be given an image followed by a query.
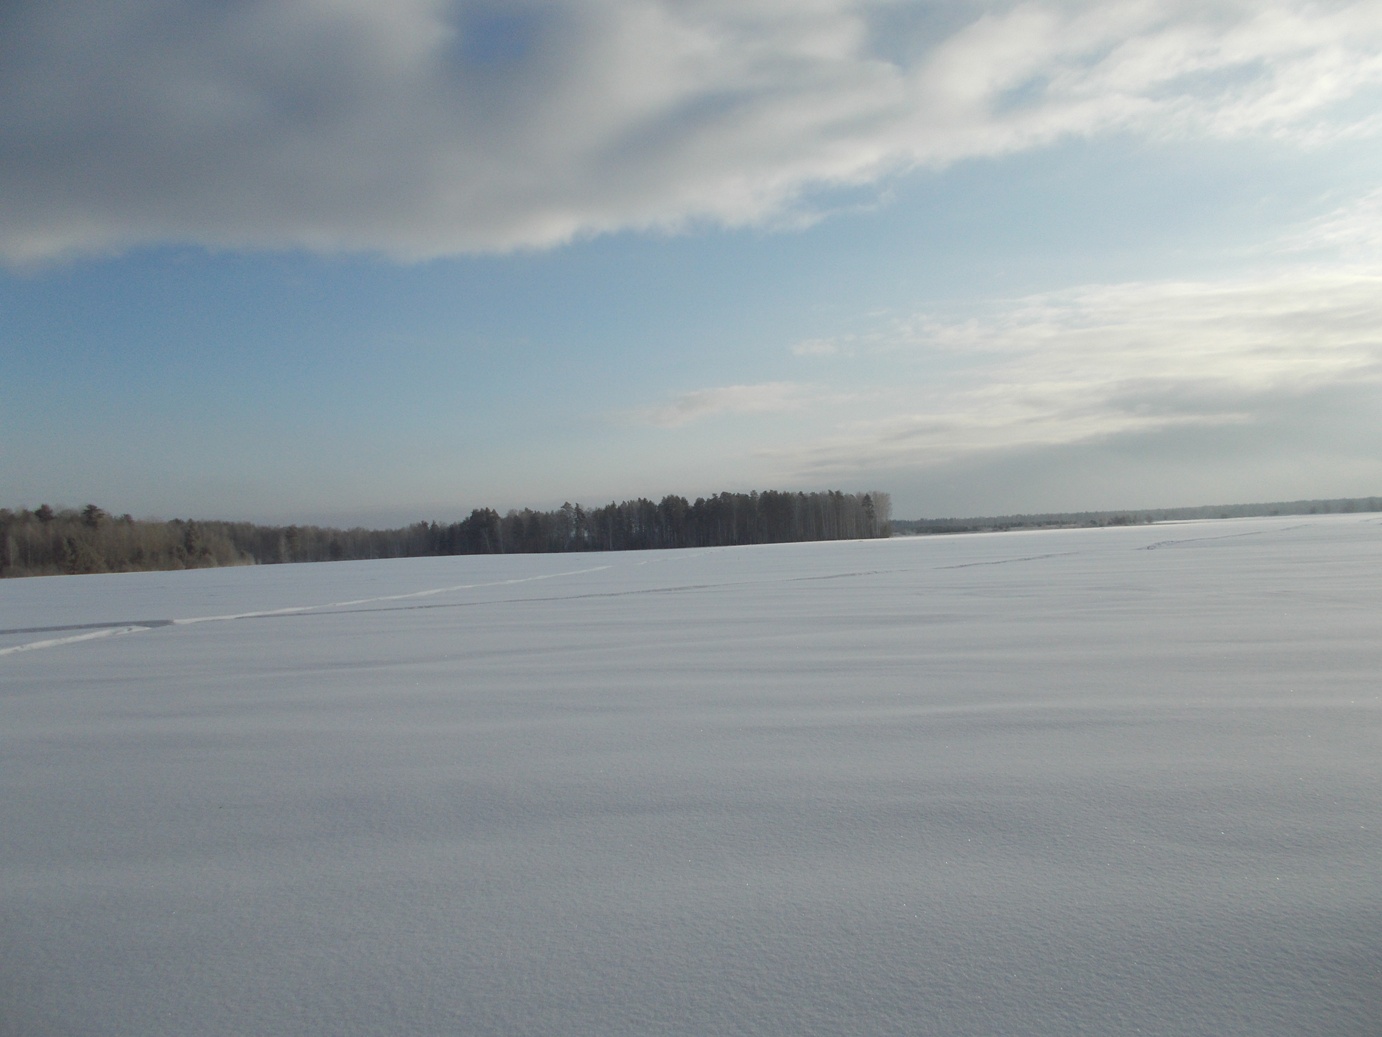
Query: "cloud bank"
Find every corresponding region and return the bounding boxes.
[765,264,1382,476]
[4,0,1381,262]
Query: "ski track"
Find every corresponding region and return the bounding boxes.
[937,551,1079,569]
[0,565,611,658]
[1141,524,1306,550]
[0,625,155,657]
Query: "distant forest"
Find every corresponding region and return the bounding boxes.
[0,490,892,578]
[892,495,1382,535]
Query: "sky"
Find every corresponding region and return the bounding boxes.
[4,0,1382,526]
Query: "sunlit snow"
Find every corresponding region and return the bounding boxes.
[3,515,1380,1035]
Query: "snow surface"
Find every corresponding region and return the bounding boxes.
[2,515,1380,1036]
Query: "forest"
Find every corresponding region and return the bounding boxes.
[891,495,1382,535]
[0,491,891,577]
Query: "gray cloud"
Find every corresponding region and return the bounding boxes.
[871,380,1382,516]
[4,0,1381,262]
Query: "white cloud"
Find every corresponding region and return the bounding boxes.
[3,0,1382,262]
[771,265,1382,475]
[632,381,809,427]
[1277,188,1382,258]
[791,338,846,357]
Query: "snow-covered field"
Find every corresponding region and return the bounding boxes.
[3,514,1380,1036]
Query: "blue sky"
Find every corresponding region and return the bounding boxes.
[4,1,1382,525]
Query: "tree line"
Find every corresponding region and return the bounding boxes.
[891,494,1382,535]
[0,491,891,577]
